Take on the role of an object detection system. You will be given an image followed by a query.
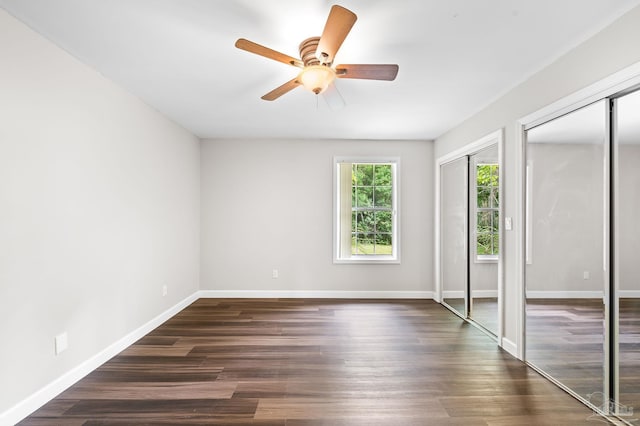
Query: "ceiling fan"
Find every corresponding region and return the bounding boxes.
[235,4,399,101]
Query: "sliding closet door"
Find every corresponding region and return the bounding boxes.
[469,145,499,335]
[525,100,607,401]
[441,157,468,317]
[614,89,640,413]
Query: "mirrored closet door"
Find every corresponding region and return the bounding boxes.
[525,89,640,417]
[441,157,468,317]
[440,142,500,337]
[525,100,607,401]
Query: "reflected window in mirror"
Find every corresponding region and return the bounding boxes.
[475,163,499,262]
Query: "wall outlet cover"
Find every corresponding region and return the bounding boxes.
[55,332,68,355]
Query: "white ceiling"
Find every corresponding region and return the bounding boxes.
[1,0,639,141]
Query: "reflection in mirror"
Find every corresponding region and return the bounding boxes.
[615,89,640,414]
[440,157,468,317]
[525,100,606,400]
[469,145,499,335]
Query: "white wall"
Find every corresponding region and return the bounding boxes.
[201,138,433,295]
[618,144,640,293]
[526,143,604,293]
[0,9,200,416]
[435,5,640,349]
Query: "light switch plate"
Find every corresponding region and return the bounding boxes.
[55,332,68,355]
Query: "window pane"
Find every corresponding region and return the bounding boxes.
[374,164,392,186]
[477,211,491,231]
[355,211,375,233]
[355,164,374,186]
[477,187,491,208]
[355,186,373,207]
[477,233,492,255]
[492,210,500,232]
[491,165,499,181]
[374,186,392,208]
[355,233,375,254]
[375,234,393,254]
[375,211,392,233]
[492,233,499,255]
[490,188,499,208]
[477,165,492,186]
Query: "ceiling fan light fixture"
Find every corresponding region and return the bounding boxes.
[236,5,397,101]
[298,65,336,95]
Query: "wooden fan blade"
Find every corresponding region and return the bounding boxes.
[261,78,301,101]
[316,5,357,65]
[235,38,303,68]
[335,64,399,81]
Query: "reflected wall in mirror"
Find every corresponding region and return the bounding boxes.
[469,145,499,335]
[440,157,468,317]
[614,89,640,413]
[525,100,607,400]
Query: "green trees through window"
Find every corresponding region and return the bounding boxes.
[351,164,393,255]
[476,164,499,256]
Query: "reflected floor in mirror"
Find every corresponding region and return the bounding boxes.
[443,298,465,318]
[471,298,498,336]
[20,299,603,425]
[526,299,605,398]
[619,298,640,412]
[527,298,640,415]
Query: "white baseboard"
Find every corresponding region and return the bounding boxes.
[441,290,464,299]
[0,292,200,426]
[526,290,604,299]
[198,290,435,299]
[501,337,519,359]
[619,290,640,298]
[442,290,498,298]
[471,290,498,298]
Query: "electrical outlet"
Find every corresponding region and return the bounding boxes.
[272,269,279,279]
[55,332,68,355]
[162,285,168,296]
[583,271,590,280]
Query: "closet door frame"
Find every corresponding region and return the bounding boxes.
[516,64,640,420]
[435,129,504,344]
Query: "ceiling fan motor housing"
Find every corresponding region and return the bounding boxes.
[299,37,328,66]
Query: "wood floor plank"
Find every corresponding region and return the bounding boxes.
[19,299,612,425]
[58,381,238,400]
[254,397,449,420]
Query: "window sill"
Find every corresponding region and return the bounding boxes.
[474,255,498,264]
[334,255,400,265]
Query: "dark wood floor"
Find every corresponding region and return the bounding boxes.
[440,297,498,336]
[21,299,605,425]
[526,298,605,399]
[527,298,640,418]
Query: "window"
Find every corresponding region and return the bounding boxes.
[334,158,399,263]
[475,163,499,261]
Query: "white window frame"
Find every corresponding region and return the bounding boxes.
[333,156,400,264]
